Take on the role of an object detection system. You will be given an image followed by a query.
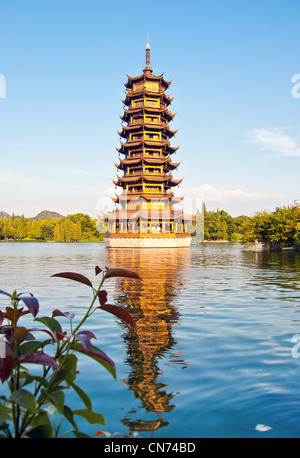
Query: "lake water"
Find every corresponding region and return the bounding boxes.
[1,242,300,438]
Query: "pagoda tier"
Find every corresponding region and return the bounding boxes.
[115,157,181,171]
[103,40,191,248]
[121,106,175,123]
[111,194,183,205]
[118,124,178,139]
[124,73,172,89]
[116,141,179,155]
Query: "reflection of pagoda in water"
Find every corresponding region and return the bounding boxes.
[107,248,189,435]
[103,40,192,248]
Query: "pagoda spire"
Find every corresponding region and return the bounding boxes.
[144,35,152,74]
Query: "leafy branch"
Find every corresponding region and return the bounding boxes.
[0,266,141,438]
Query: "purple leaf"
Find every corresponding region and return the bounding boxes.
[98,290,107,306]
[98,303,136,328]
[95,266,102,276]
[105,268,141,280]
[76,330,97,340]
[1,326,16,347]
[75,331,96,352]
[30,328,55,341]
[19,296,39,318]
[15,352,60,372]
[52,309,75,321]
[76,346,116,376]
[55,331,68,342]
[51,272,93,288]
[0,307,30,324]
[0,290,11,298]
[0,342,14,383]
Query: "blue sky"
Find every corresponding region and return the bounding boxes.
[0,0,299,218]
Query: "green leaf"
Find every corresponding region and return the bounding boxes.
[72,430,92,438]
[25,412,53,438]
[26,424,54,438]
[0,404,11,421]
[20,339,52,355]
[58,353,78,385]
[45,389,65,414]
[71,342,116,380]
[19,371,50,389]
[73,409,105,426]
[14,326,31,344]
[69,381,92,410]
[30,375,50,388]
[34,316,62,334]
[62,405,78,430]
[51,369,76,388]
[9,389,37,414]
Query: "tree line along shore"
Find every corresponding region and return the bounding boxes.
[0,212,104,243]
[0,205,299,250]
[191,205,300,250]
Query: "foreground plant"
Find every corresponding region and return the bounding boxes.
[0,266,140,438]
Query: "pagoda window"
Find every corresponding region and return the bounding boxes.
[145,149,161,157]
[144,166,162,174]
[128,185,143,193]
[129,149,143,158]
[145,115,160,124]
[131,116,143,125]
[132,99,143,108]
[128,167,142,175]
[145,82,158,92]
[133,83,144,92]
[145,98,159,108]
[144,184,162,193]
[144,131,161,141]
[130,133,143,141]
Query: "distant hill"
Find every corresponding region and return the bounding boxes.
[32,210,64,220]
[0,210,65,220]
[0,211,11,219]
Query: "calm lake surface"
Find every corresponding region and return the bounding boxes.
[1,242,300,438]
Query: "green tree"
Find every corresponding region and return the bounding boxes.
[40,220,56,241]
[2,218,15,239]
[53,222,63,242]
[240,206,300,249]
[16,215,27,239]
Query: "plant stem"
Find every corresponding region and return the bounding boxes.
[72,272,106,335]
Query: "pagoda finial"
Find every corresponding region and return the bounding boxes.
[144,34,152,74]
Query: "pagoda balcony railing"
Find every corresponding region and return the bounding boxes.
[130,101,163,109]
[127,152,163,159]
[127,136,165,143]
[126,170,143,176]
[128,120,167,127]
[106,232,190,239]
[118,191,175,199]
[126,170,165,176]
[123,191,174,198]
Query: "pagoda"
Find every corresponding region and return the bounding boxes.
[104,41,192,248]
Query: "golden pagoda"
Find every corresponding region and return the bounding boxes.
[104,40,192,248]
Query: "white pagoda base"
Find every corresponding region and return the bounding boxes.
[104,233,191,248]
